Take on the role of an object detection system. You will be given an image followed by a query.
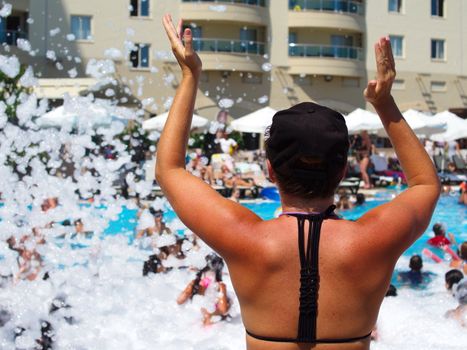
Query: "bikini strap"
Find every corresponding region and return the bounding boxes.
[288,205,336,342]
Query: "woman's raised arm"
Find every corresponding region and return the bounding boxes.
[358,37,441,260]
[155,15,260,261]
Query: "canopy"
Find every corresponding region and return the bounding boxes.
[36,104,130,129]
[230,107,277,134]
[344,108,383,134]
[142,112,208,132]
[345,108,447,137]
[429,111,467,142]
[378,109,446,137]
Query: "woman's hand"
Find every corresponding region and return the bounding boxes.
[364,37,396,109]
[162,14,202,77]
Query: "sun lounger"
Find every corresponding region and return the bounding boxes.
[338,177,361,195]
[452,154,466,173]
[438,173,467,185]
[433,155,447,172]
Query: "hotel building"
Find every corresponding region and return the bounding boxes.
[3,0,467,120]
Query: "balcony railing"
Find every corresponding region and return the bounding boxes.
[0,30,28,46]
[192,38,265,55]
[289,43,363,60]
[289,0,364,15]
[182,0,266,7]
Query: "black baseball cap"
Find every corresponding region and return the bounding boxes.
[266,102,349,181]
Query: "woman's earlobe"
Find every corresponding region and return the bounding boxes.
[266,160,276,183]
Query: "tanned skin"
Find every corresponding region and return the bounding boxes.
[157,14,440,350]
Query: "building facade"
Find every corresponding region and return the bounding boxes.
[2,0,467,119]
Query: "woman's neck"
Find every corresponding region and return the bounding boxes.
[280,193,334,214]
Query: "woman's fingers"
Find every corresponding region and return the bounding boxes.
[177,19,183,39]
[364,80,377,100]
[184,28,193,54]
[163,14,182,49]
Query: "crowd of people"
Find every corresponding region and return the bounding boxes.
[134,202,233,325]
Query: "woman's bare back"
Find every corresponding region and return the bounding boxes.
[227,217,393,350]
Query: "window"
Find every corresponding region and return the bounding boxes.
[389,35,404,58]
[431,81,446,92]
[130,44,150,68]
[240,28,258,54]
[388,0,402,13]
[130,0,150,17]
[431,0,444,17]
[431,39,445,60]
[71,15,92,40]
[393,79,405,90]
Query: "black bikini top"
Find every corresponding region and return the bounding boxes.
[245,205,372,344]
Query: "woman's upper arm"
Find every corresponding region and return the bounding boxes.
[160,168,262,260]
[356,185,439,262]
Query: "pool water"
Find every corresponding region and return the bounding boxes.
[104,192,466,260]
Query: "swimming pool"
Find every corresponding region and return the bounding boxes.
[1,191,466,350]
[104,191,466,259]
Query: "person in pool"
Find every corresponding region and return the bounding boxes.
[397,255,434,287]
[177,253,231,324]
[445,279,467,327]
[427,223,451,248]
[449,241,467,274]
[136,208,172,239]
[445,269,464,291]
[157,14,440,349]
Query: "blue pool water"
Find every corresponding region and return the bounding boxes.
[103,191,466,259]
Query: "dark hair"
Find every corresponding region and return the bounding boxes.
[409,255,423,272]
[143,254,163,276]
[149,207,163,216]
[459,242,467,260]
[190,253,224,300]
[432,223,445,236]
[385,284,398,297]
[356,193,365,205]
[445,269,464,290]
[267,154,345,199]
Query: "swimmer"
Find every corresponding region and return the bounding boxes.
[449,241,467,274]
[445,279,467,327]
[158,18,440,348]
[427,223,451,247]
[142,254,171,276]
[445,269,464,291]
[397,255,435,287]
[136,208,172,239]
[177,254,231,324]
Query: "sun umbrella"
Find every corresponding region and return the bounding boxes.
[36,104,129,129]
[378,109,446,137]
[429,111,467,142]
[142,112,208,132]
[344,108,383,134]
[230,107,277,134]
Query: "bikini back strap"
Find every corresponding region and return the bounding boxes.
[289,205,336,343]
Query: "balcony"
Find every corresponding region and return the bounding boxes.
[0,30,28,46]
[181,0,267,25]
[194,38,265,55]
[289,0,364,15]
[289,43,362,60]
[289,0,364,32]
[288,44,364,77]
[183,0,266,7]
[192,38,266,72]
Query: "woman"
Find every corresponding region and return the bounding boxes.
[157,15,440,350]
[354,130,373,189]
[177,253,231,325]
